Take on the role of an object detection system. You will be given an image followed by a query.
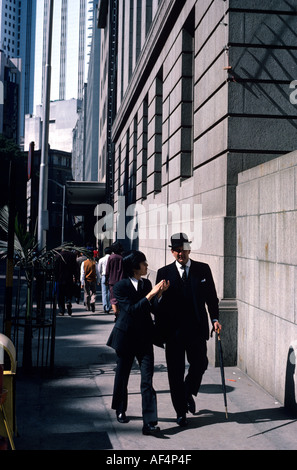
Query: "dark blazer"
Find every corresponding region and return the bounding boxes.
[54,250,78,285]
[155,260,219,342]
[107,277,158,355]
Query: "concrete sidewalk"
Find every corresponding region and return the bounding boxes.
[11,300,297,452]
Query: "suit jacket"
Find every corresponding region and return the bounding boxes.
[54,250,78,285]
[106,277,158,354]
[155,260,219,342]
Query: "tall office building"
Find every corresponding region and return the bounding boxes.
[0,0,19,56]
[0,0,37,142]
[33,0,94,112]
[19,1,36,134]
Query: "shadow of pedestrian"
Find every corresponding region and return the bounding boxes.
[284,344,297,417]
[199,383,235,394]
[158,405,297,437]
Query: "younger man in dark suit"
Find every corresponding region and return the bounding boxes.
[107,250,169,435]
[155,233,221,426]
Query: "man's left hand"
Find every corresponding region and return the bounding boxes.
[213,321,222,333]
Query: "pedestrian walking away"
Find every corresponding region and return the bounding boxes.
[54,248,78,316]
[155,233,221,427]
[80,251,99,312]
[98,246,112,313]
[106,250,169,436]
[105,241,124,321]
[75,251,87,303]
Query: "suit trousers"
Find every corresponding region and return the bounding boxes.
[57,282,73,313]
[165,329,208,416]
[111,345,157,425]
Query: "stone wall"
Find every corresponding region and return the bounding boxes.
[237,151,297,410]
[103,0,297,375]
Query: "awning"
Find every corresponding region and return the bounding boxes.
[66,181,106,206]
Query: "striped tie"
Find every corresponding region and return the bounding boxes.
[181,266,187,282]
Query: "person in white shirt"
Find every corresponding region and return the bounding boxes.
[98,247,112,313]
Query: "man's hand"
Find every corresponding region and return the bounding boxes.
[156,279,170,298]
[146,280,170,301]
[213,321,222,333]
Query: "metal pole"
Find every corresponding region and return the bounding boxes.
[3,160,16,339]
[37,0,54,252]
[61,184,65,244]
[217,330,228,419]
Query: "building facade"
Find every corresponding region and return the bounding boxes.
[24,98,82,153]
[33,0,94,112]
[97,0,297,410]
[0,0,19,57]
[18,0,37,142]
[84,2,101,182]
[0,0,37,143]
[25,145,73,248]
[0,51,21,140]
[97,0,118,204]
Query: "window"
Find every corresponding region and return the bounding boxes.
[154,69,163,192]
[180,10,194,179]
[141,95,148,199]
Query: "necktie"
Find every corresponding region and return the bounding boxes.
[181,265,187,282]
[137,280,142,292]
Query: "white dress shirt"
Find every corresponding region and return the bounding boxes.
[175,259,191,278]
[129,277,143,291]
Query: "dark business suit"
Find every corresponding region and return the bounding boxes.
[155,260,219,416]
[107,277,158,425]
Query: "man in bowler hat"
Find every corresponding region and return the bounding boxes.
[155,233,221,426]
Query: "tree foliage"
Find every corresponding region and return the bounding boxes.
[0,133,22,161]
[0,134,25,211]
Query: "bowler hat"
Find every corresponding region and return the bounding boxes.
[169,233,192,249]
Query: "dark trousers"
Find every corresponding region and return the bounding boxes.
[57,282,73,313]
[111,345,157,425]
[165,330,208,416]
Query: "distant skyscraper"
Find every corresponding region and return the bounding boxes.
[33,0,94,111]
[0,0,19,56]
[0,0,37,142]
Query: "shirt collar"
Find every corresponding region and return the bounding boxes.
[129,277,142,290]
[175,259,191,271]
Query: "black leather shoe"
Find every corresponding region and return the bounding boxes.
[116,412,129,423]
[142,423,161,435]
[176,415,188,427]
[187,395,196,414]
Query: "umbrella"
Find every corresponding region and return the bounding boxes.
[217,328,228,419]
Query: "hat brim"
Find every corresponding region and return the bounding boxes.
[169,242,192,249]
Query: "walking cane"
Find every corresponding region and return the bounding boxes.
[217,328,228,419]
